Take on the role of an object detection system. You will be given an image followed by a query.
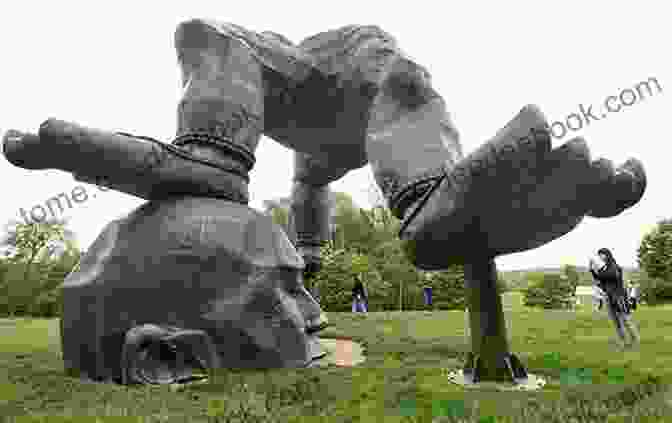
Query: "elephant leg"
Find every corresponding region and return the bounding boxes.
[291,181,331,277]
[3,18,267,205]
[290,151,351,288]
[365,59,645,269]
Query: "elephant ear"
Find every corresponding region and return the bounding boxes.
[121,324,219,386]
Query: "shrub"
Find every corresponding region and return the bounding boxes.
[638,219,672,281]
[368,238,424,311]
[523,273,574,309]
[563,265,580,294]
[426,266,467,311]
[635,274,672,306]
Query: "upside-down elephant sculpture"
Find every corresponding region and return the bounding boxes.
[2,18,646,385]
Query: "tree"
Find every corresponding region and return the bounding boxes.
[1,217,76,274]
[562,264,580,296]
[1,217,77,263]
[637,219,672,280]
[362,182,399,246]
[312,244,391,312]
[331,192,377,253]
[363,206,399,247]
[0,217,77,316]
[27,247,81,317]
[357,183,424,310]
[368,229,423,311]
[636,219,672,305]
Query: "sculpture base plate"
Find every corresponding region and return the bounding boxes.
[169,376,211,391]
[308,338,366,367]
[446,369,547,391]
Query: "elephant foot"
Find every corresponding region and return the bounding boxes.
[462,351,528,384]
[586,157,646,218]
[398,104,647,270]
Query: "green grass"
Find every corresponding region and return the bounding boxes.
[0,292,671,422]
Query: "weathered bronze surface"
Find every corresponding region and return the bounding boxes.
[1,18,646,385]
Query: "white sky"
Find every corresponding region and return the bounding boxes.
[0,1,669,271]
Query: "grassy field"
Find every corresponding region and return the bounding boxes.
[0,292,671,422]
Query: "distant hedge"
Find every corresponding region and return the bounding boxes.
[633,274,672,306]
[522,273,574,309]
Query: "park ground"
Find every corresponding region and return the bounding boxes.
[1,292,671,422]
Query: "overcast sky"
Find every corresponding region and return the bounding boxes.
[0,1,668,271]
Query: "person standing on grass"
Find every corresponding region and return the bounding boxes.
[589,248,640,349]
[423,285,433,309]
[352,274,368,313]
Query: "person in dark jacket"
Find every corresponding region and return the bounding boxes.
[626,280,638,310]
[352,274,368,313]
[589,248,640,349]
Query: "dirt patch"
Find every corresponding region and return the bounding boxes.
[312,338,366,367]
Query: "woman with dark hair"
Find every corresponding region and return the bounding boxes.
[589,248,640,349]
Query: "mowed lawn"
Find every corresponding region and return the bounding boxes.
[0,292,671,422]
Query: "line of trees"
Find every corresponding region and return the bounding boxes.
[263,184,507,311]
[1,188,671,318]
